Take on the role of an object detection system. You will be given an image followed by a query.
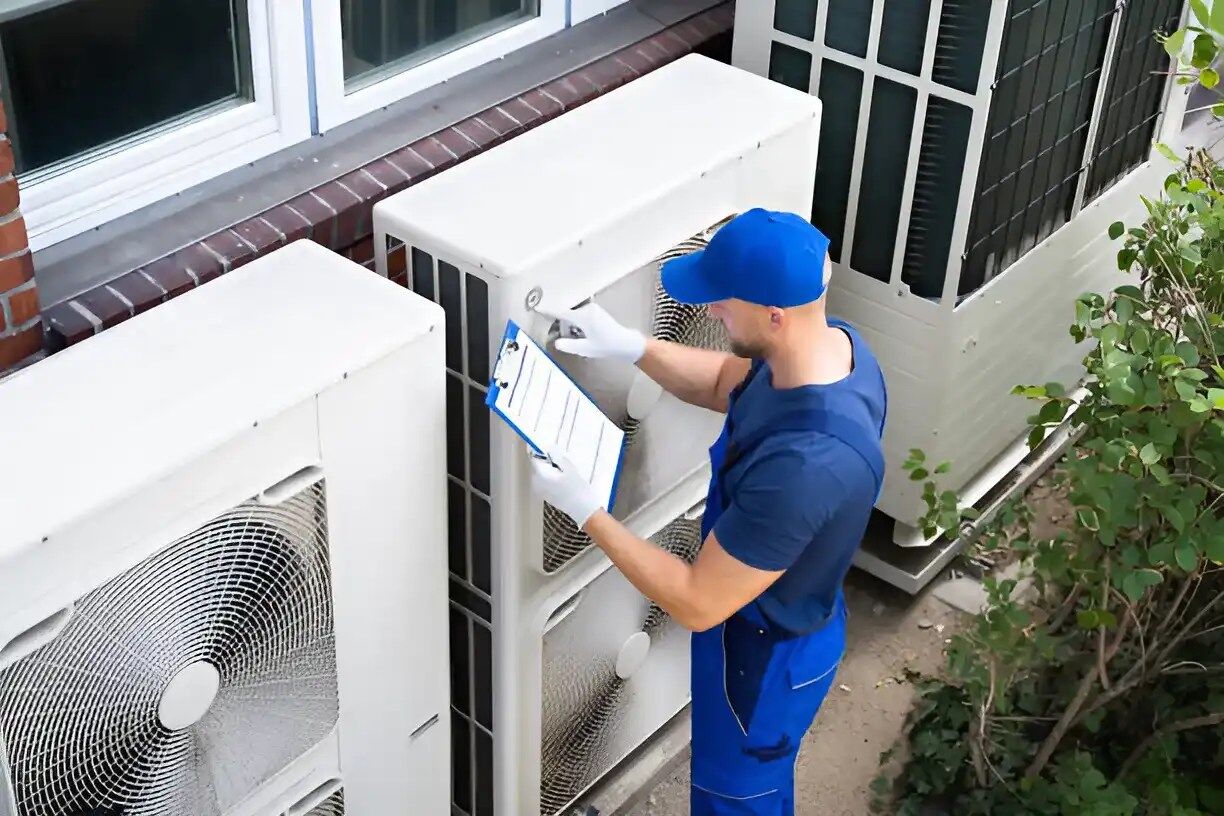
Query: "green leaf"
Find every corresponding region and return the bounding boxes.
[1177,341,1201,366]
[1115,295,1134,325]
[1108,220,1125,240]
[909,468,928,482]
[1192,33,1217,68]
[1028,426,1046,450]
[1117,247,1139,271]
[1122,569,1163,602]
[1150,463,1172,485]
[1164,30,1187,60]
[1204,67,1221,89]
[1213,0,1224,37]
[1193,0,1212,24]
[1207,534,1224,563]
[1140,442,1161,465]
[1077,610,1100,629]
[1213,101,1224,117]
[1131,326,1151,353]
[1077,508,1100,531]
[1176,377,1200,402]
[934,461,951,475]
[1176,540,1199,571]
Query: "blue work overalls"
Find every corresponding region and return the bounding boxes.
[690,363,884,814]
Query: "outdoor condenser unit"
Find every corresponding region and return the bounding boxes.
[733,0,1191,589]
[373,54,821,815]
[0,241,450,816]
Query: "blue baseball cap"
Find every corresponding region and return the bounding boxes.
[660,208,831,308]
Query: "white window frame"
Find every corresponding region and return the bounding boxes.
[310,0,567,132]
[570,0,628,26]
[16,0,311,252]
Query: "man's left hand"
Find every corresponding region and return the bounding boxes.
[529,447,602,529]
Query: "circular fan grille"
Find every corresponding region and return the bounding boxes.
[541,216,733,574]
[0,484,339,816]
[539,513,703,814]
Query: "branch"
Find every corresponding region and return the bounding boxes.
[1099,560,1112,691]
[1172,472,1224,495]
[1025,663,1100,779]
[1117,712,1224,780]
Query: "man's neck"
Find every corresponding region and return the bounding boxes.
[765,320,853,389]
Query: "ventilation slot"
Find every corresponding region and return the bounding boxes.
[931,0,992,93]
[903,96,973,299]
[813,60,864,262]
[769,40,812,91]
[851,77,917,283]
[824,0,870,58]
[878,0,930,77]
[0,483,338,816]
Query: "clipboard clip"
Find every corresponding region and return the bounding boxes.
[529,450,561,470]
[492,339,519,390]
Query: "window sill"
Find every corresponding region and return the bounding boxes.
[35,0,730,316]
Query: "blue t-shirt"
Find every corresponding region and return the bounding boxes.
[713,319,887,634]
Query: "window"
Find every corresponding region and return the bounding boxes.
[311,0,567,132]
[7,0,310,251]
[759,0,1181,303]
[12,0,604,253]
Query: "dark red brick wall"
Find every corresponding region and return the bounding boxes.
[38,3,734,357]
[0,90,39,372]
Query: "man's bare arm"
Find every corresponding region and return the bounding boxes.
[636,339,752,413]
[582,510,781,631]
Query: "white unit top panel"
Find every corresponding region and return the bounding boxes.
[0,240,443,551]
[376,54,820,277]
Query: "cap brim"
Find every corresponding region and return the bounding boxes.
[660,251,723,305]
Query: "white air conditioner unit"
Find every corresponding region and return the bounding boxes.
[372,54,820,815]
[0,241,450,816]
[733,0,1191,588]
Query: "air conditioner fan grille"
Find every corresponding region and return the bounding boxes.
[542,217,732,574]
[0,484,338,816]
[539,512,703,815]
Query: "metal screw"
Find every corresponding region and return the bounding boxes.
[525,286,543,310]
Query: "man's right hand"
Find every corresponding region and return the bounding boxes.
[547,304,647,364]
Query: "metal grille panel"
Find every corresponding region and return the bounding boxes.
[1084,0,1181,201]
[404,242,495,816]
[0,483,337,816]
[961,0,1115,295]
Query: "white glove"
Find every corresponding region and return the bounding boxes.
[547,304,646,364]
[530,447,603,529]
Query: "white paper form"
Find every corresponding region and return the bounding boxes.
[486,320,625,511]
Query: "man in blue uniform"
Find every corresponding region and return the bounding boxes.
[531,208,887,814]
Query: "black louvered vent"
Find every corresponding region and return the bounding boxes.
[1084,0,1181,201]
[903,97,974,299]
[961,1,1115,296]
[850,77,917,283]
[931,0,992,94]
[404,242,495,816]
[813,60,863,263]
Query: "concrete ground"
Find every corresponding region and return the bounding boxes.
[624,569,965,815]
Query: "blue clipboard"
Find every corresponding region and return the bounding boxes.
[486,319,626,512]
